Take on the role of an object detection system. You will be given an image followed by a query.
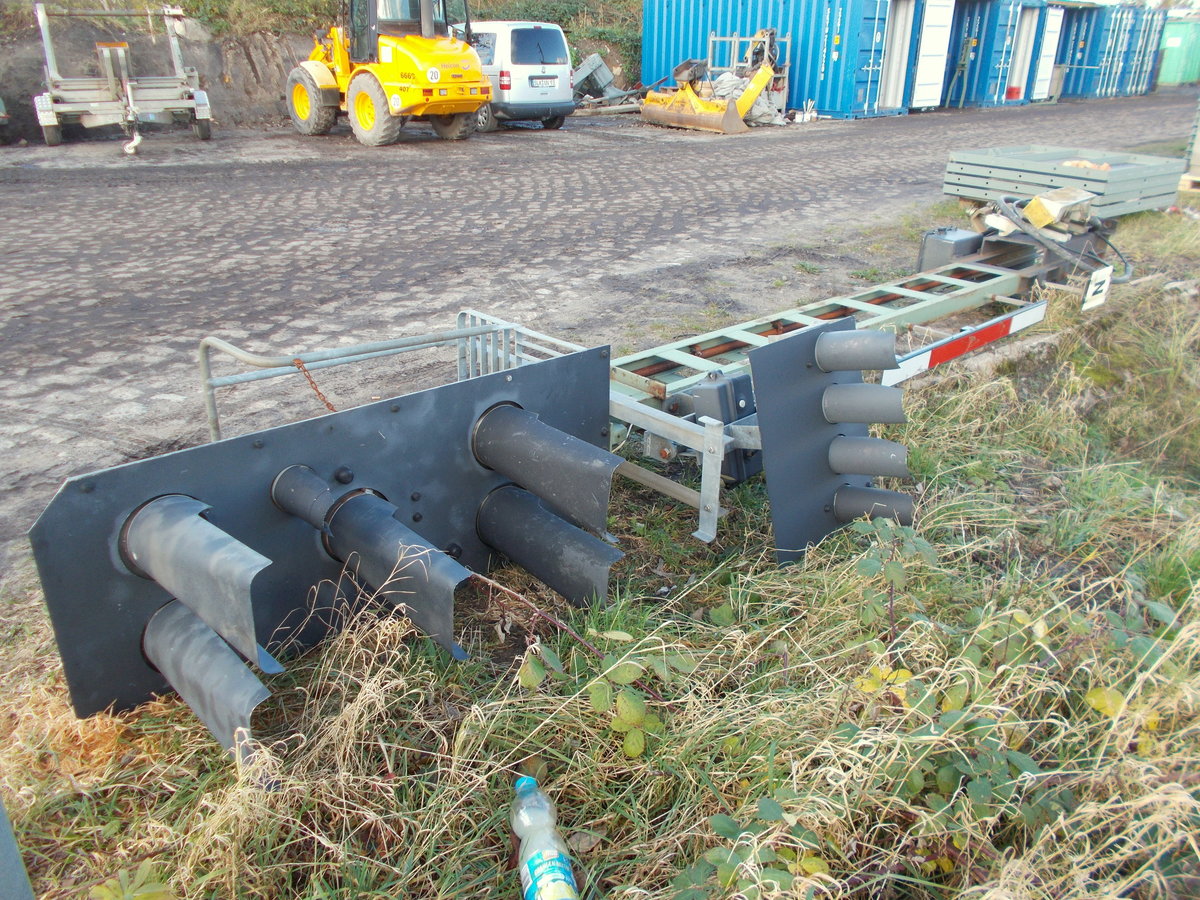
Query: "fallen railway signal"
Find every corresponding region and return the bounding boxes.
[30,349,621,757]
[750,319,914,563]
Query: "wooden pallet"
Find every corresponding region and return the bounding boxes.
[1180,171,1200,193]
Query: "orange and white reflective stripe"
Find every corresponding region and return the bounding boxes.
[882,302,1048,386]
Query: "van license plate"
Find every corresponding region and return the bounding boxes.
[530,77,556,87]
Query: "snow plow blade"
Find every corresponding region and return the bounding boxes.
[640,87,750,135]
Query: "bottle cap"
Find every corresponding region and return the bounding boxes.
[514,775,538,792]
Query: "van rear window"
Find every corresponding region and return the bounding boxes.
[510,28,568,65]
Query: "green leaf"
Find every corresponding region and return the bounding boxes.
[610,714,635,733]
[966,776,993,814]
[799,856,830,875]
[709,814,744,841]
[936,764,960,796]
[616,689,647,726]
[649,655,673,683]
[850,520,875,534]
[704,847,737,866]
[941,683,969,712]
[588,680,613,713]
[790,825,820,849]
[1005,750,1042,776]
[517,655,546,690]
[715,863,738,888]
[592,629,635,641]
[1141,600,1179,628]
[756,797,786,821]
[883,560,907,589]
[760,868,795,889]
[856,556,883,577]
[643,712,665,734]
[668,652,699,673]
[539,644,564,673]
[1129,635,1164,667]
[622,727,646,757]
[709,603,735,627]
[608,661,643,685]
[904,766,926,798]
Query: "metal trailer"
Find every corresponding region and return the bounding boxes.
[33,3,212,153]
[942,0,1051,109]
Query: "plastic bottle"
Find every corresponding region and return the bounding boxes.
[511,775,580,900]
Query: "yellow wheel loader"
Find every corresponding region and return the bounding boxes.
[641,28,779,135]
[286,0,491,146]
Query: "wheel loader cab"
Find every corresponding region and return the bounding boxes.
[348,0,457,62]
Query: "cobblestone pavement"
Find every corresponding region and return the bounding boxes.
[1,89,1196,576]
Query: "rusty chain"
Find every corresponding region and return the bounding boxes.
[292,358,338,413]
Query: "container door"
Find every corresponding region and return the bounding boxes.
[1004,5,1039,101]
[879,0,916,109]
[1097,9,1126,97]
[1029,6,1063,100]
[909,0,957,107]
[858,0,891,114]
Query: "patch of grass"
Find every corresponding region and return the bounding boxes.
[793,261,822,275]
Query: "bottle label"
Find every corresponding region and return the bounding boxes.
[520,849,578,900]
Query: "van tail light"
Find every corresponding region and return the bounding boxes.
[499,70,511,90]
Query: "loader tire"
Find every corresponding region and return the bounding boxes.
[192,118,212,141]
[429,111,476,141]
[287,66,337,136]
[475,103,499,133]
[347,74,402,146]
[42,124,62,147]
[542,115,566,130]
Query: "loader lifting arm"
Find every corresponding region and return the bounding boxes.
[640,28,778,134]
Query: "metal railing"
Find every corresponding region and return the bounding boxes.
[199,324,507,441]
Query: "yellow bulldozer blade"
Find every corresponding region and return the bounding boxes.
[640,84,750,135]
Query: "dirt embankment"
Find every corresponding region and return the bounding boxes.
[0,18,310,141]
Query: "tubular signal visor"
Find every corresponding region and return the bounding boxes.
[749,319,915,564]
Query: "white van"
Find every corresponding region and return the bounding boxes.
[465,21,575,131]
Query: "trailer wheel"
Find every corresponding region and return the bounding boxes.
[42,124,62,147]
[192,118,212,141]
[287,66,336,136]
[542,116,566,130]
[347,74,402,147]
[475,103,498,133]
[430,112,476,141]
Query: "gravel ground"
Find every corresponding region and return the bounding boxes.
[1,89,1196,585]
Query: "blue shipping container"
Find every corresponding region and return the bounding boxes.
[1117,7,1165,96]
[1055,2,1135,99]
[642,0,926,118]
[942,0,1050,108]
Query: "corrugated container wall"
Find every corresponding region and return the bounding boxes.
[1053,4,1159,98]
[1055,3,1101,98]
[1158,20,1200,86]
[1118,8,1165,96]
[642,0,927,118]
[942,0,1049,108]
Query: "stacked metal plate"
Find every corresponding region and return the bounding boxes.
[944,145,1186,216]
